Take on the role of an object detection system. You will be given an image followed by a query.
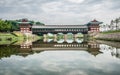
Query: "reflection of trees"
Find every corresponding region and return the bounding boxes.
[67,34,73,39]
[0,45,19,59]
[76,38,84,43]
[111,48,120,59]
[0,45,43,59]
[98,41,120,59]
[57,34,64,40]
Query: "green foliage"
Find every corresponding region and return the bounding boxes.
[0,18,45,32]
[29,20,35,25]
[0,45,18,59]
[0,19,20,32]
[0,19,12,32]
[4,20,20,31]
[36,21,45,25]
[10,20,19,31]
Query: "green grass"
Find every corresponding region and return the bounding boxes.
[0,32,42,45]
[101,30,120,34]
[0,33,17,44]
[12,31,25,40]
[0,32,25,45]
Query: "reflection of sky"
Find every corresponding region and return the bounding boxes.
[66,39,74,43]
[47,38,84,43]
[76,38,84,43]
[0,50,120,75]
[57,39,64,43]
[47,39,53,42]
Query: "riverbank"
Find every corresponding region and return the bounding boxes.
[0,32,40,45]
[95,30,120,42]
[0,32,23,44]
[96,40,120,48]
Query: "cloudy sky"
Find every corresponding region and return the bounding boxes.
[0,0,120,25]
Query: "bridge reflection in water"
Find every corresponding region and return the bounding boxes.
[31,44,101,58]
[0,37,120,59]
[32,37,101,56]
[42,33,88,43]
[19,37,120,58]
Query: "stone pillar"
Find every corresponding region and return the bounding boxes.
[73,34,77,42]
[54,34,57,42]
[64,34,67,42]
[43,34,47,42]
[83,34,88,42]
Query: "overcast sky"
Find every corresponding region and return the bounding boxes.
[0,0,120,25]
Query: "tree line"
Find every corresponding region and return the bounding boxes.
[101,17,120,31]
[0,19,12,32]
[0,19,45,32]
[110,17,120,30]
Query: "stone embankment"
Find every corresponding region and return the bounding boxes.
[96,40,120,48]
[95,32,120,42]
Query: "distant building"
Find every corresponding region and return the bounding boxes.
[87,19,103,32]
[18,18,32,34]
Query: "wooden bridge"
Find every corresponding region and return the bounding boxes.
[18,18,102,35]
[32,25,88,34]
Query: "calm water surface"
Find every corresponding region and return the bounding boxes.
[0,38,120,75]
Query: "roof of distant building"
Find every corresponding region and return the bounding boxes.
[18,22,31,24]
[87,19,103,25]
[18,18,31,24]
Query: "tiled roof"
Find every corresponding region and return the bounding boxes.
[18,22,31,24]
[32,25,88,29]
[89,19,103,24]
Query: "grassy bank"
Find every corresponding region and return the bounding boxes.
[95,30,120,42]
[96,37,120,42]
[101,30,120,34]
[0,31,28,44]
[0,32,41,45]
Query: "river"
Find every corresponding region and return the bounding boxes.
[0,36,120,75]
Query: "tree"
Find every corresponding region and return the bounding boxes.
[29,20,35,25]
[36,22,41,25]
[10,20,19,31]
[36,21,45,25]
[114,18,119,30]
[0,19,12,32]
[110,20,114,30]
[0,18,45,32]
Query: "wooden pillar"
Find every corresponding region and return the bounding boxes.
[83,34,88,42]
